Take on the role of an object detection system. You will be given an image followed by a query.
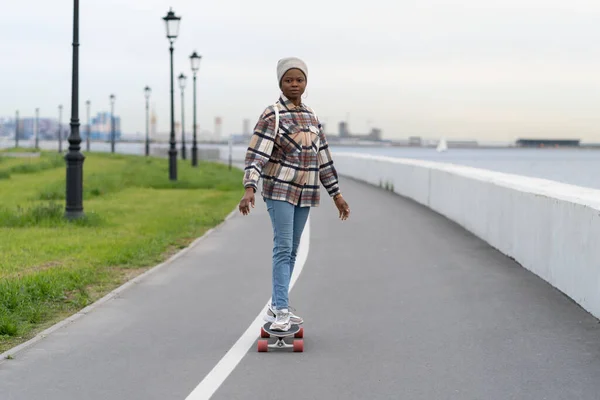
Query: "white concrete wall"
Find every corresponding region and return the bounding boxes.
[333,152,600,320]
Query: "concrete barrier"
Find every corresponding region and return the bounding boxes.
[333,152,600,320]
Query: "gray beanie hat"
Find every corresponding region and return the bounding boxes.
[277,57,308,87]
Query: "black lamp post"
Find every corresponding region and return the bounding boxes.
[144,86,151,156]
[65,0,85,219]
[15,110,19,148]
[178,73,187,160]
[58,104,63,153]
[110,94,115,153]
[35,108,39,149]
[163,8,181,180]
[190,51,201,167]
[85,100,91,152]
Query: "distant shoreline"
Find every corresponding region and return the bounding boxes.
[2,137,599,151]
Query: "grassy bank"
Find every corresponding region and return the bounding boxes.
[0,150,243,353]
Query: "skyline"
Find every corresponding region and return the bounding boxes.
[2,1,600,142]
[0,110,123,141]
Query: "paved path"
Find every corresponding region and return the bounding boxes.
[1,177,599,399]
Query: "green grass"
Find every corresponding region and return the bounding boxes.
[0,151,243,353]
[0,147,40,153]
[0,150,63,181]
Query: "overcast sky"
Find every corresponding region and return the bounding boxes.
[2,0,600,142]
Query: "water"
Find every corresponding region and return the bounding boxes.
[332,146,600,191]
[2,139,599,191]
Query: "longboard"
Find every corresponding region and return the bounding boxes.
[258,322,304,352]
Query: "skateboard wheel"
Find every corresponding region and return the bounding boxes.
[258,340,268,352]
[260,327,270,338]
[293,339,304,353]
[294,327,304,338]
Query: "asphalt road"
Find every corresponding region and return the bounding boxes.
[1,177,599,399]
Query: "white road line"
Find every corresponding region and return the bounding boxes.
[184,216,311,400]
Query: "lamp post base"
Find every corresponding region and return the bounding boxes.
[169,148,178,180]
[65,209,85,220]
[64,151,85,220]
[192,146,198,167]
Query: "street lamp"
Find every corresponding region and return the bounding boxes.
[58,104,63,153]
[110,94,115,153]
[35,108,39,149]
[85,100,91,152]
[190,51,201,167]
[15,110,19,148]
[178,73,187,160]
[65,0,85,219]
[163,8,181,180]
[144,86,151,156]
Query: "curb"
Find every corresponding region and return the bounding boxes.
[0,208,239,364]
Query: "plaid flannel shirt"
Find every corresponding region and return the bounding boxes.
[243,95,341,207]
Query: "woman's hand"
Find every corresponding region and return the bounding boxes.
[239,188,255,215]
[334,194,350,221]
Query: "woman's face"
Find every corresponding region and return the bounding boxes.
[280,68,307,102]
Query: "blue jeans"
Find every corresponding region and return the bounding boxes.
[265,198,310,311]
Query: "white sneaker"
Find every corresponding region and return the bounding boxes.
[264,304,304,325]
[269,309,291,332]
[263,304,277,323]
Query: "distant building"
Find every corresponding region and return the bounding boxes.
[90,112,121,141]
[331,120,383,142]
[368,128,382,141]
[17,118,35,139]
[516,139,580,148]
[338,121,349,137]
[39,118,63,139]
[408,136,422,146]
[151,108,159,140]
[214,117,222,140]
[0,116,65,139]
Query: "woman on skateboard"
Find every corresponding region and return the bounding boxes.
[239,57,350,332]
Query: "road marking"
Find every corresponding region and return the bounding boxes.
[184,216,311,400]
